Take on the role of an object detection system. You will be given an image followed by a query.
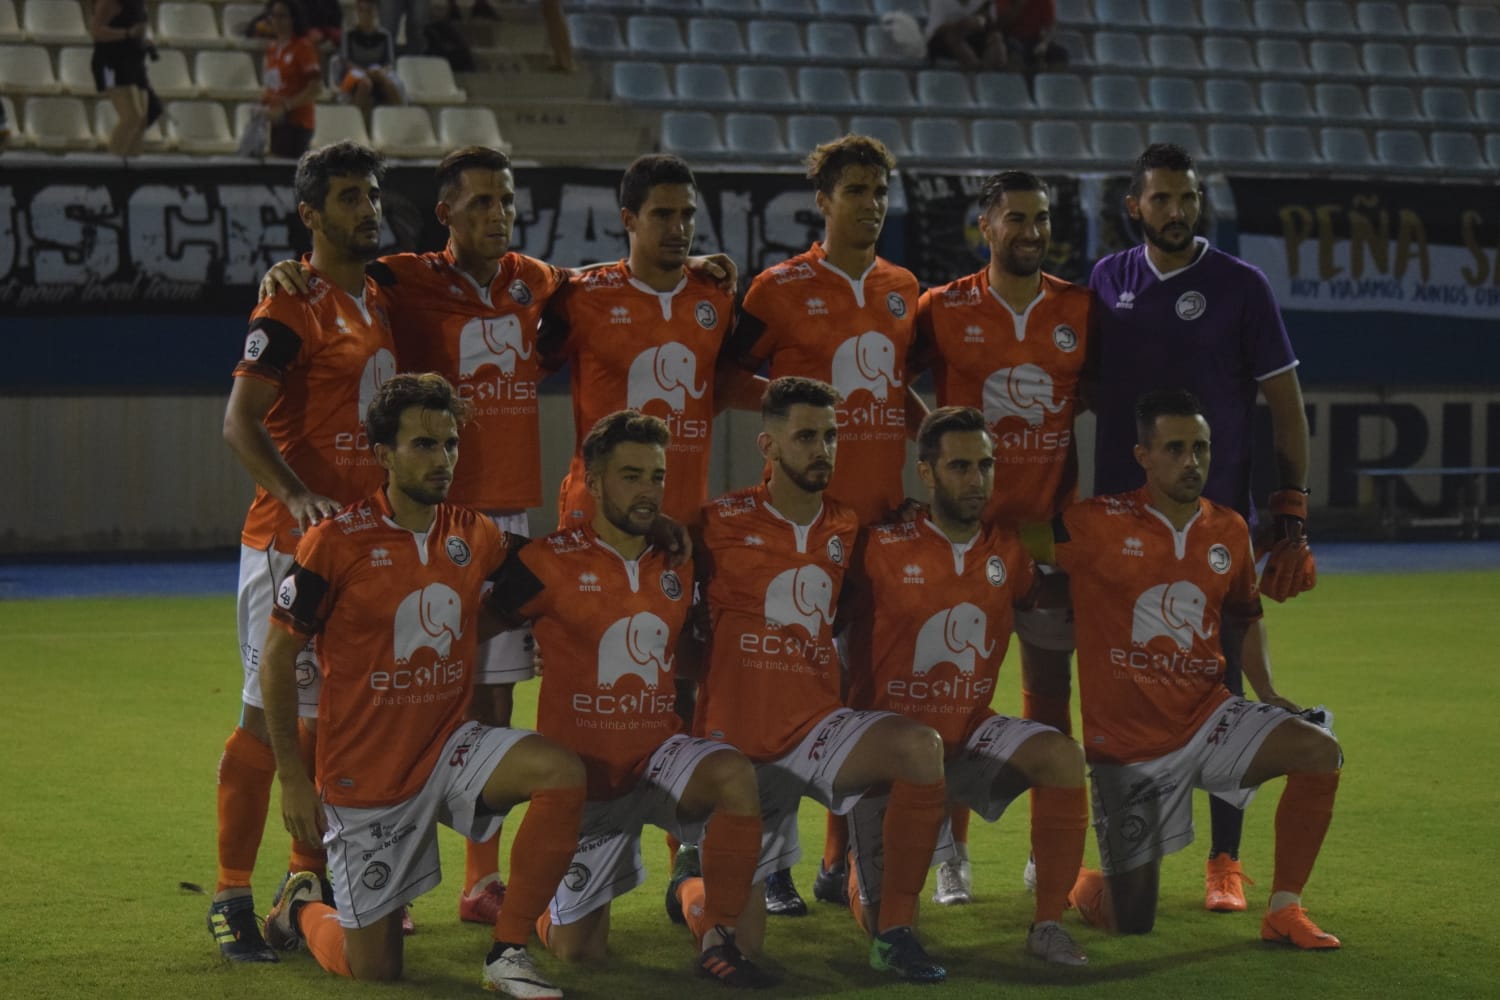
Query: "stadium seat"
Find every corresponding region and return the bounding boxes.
[872,0,923,16]
[1407,4,1458,38]
[437,107,507,151]
[1090,121,1142,162]
[1429,131,1486,170]
[1457,5,1500,39]
[1319,126,1374,167]
[1204,78,1258,118]
[916,70,973,111]
[1362,42,1415,77]
[1374,129,1431,170]
[148,49,196,99]
[1033,73,1090,113]
[971,119,1029,159]
[702,0,757,13]
[1093,32,1147,70]
[1053,29,1089,66]
[1260,81,1316,120]
[863,23,922,64]
[94,95,167,152]
[1252,0,1307,33]
[1256,39,1308,74]
[613,61,672,103]
[724,112,786,156]
[1415,44,1467,80]
[1030,121,1090,163]
[1354,1,1405,36]
[1367,84,1422,123]
[1148,0,1200,28]
[688,18,745,57]
[1090,74,1145,114]
[798,66,857,108]
[1055,0,1093,25]
[1465,45,1500,79]
[22,0,88,44]
[1096,0,1147,27]
[1202,37,1255,74]
[910,118,970,161]
[626,16,685,55]
[1207,123,1264,165]
[974,72,1036,111]
[166,99,235,154]
[661,111,724,154]
[1304,0,1356,33]
[1148,76,1203,115]
[372,106,439,158]
[1475,89,1500,123]
[762,0,815,15]
[1421,86,1472,124]
[0,94,22,146]
[677,64,735,106]
[1309,41,1361,77]
[221,3,263,41]
[1262,125,1319,165]
[310,103,371,147]
[856,68,916,108]
[787,113,842,151]
[24,95,93,149]
[0,0,20,42]
[807,22,863,61]
[196,50,261,100]
[567,13,623,53]
[737,65,798,107]
[1313,82,1366,121]
[1202,0,1253,30]
[847,114,908,155]
[651,0,697,11]
[1488,135,1500,169]
[816,0,872,17]
[55,46,94,95]
[155,3,222,46]
[1148,35,1202,71]
[748,20,805,58]
[0,44,60,94]
[397,56,466,104]
[233,100,261,144]
[1148,121,1202,154]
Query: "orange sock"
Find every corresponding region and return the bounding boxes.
[877,779,947,932]
[216,726,275,892]
[534,908,554,949]
[1030,785,1089,923]
[495,786,586,945]
[949,802,970,845]
[699,812,761,931]
[287,719,326,875]
[1022,690,1073,736]
[298,901,353,977]
[1272,771,1340,896]
[680,877,710,940]
[822,812,850,870]
[465,830,503,894]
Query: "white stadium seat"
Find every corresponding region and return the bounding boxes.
[24,0,89,44]
[195,49,261,100]
[437,107,508,151]
[660,110,724,155]
[24,95,93,148]
[724,112,787,157]
[372,105,440,157]
[166,99,237,154]
[0,0,23,41]
[0,44,61,94]
[155,2,223,46]
[56,46,95,94]
[149,49,197,99]
[95,99,169,150]
[310,103,371,147]
[396,55,466,104]
[0,94,23,146]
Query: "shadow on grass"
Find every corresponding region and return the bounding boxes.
[945,936,1266,987]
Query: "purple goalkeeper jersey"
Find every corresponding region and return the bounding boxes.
[1088,238,1298,521]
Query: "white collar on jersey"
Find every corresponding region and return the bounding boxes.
[1144,237,1210,282]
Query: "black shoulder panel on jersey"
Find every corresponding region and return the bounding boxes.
[485,543,545,615]
[366,260,398,287]
[273,561,331,636]
[245,316,304,374]
[1051,513,1071,545]
[723,308,768,371]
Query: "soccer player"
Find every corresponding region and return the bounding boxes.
[260,373,587,996]
[1089,143,1316,911]
[1058,389,1341,949]
[695,376,950,982]
[484,411,771,988]
[843,406,1089,965]
[723,133,926,915]
[912,170,1094,904]
[211,141,397,962]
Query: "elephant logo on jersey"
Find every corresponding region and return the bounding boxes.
[983,364,1067,427]
[912,603,995,676]
[764,565,835,639]
[1131,581,1215,651]
[357,348,398,426]
[597,612,672,689]
[393,583,463,663]
[831,331,902,401]
[627,343,706,413]
[458,315,531,378]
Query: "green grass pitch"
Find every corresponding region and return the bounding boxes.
[2,571,1497,998]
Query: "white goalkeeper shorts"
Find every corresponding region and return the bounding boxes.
[237,543,320,718]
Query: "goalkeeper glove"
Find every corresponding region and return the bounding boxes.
[1259,488,1316,602]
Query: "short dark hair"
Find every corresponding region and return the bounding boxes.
[435,146,512,204]
[582,410,671,473]
[761,376,841,422]
[978,170,1047,214]
[265,0,308,37]
[806,134,896,196]
[294,140,385,212]
[619,154,696,213]
[1134,388,1204,445]
[1130,142,1197,197]
[917,406,990,466]
[366,372,473,449]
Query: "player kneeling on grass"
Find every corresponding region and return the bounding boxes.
[484,410,773,989]
[841,406,1090,966]
[1057,389,1343,949]
[259,372,588,997]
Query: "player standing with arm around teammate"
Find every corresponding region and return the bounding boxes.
[211,141,397,962]
[1089,144,1316,911]
[259,373,587,997]
[1059,390,1341,949]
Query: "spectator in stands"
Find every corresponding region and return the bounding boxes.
[378,0,428,55]
[333,0,406,115]
[992,0,1068,75]
[539,0,576,73]
[246,0,343,48]
[925,0,1007,71]
[89,0,154,156]
[252,0,322,158]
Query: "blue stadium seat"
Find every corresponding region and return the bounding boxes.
[1148,0,1200,27]
[916,70,974,111]
[1415,44,1467,80]
[736,65,798,107]
[871,0,922,16]
[856,67,916,108]
[1093,32,1147,69]
[1260,81,1316,120]
[1202,0,1253,30]
[971,119,1030,159]
[1309,41,1361,77]
[724,112,787,155]
[1053,29,1089,66]
[1148,35,1202,71]
[688,19,745,57]
[613,61,673,103]
[1253,0,1307,33]
[1207,123,1264,165]
[762,0,816,15]
[1488,135,1500,168]
[626,15,686,55]
[1148,122,1202,155]
[1319,126,1374,167]
[816,0,872,18]
[1203,37,1256,74]
[798,66,857,108]
[1090,121,1142,162]
[1367,84,1422,122]
[1256,39,1309,74]
[1407,4,1458,37]
[848,114,908,155]
[702,0,757,13]
[1304,1,1355,33]
[807,21,863,60]
[1030,121,1091,164]
[1475,88,1500,123]
[1149,76,1203,115]
[748,20,805,58]
[975,71,1036,111]
[1056,0,1094,26]
[1263,125,1320,165]
[787,113,842,151]
[910,118,970,160]
[1354,1,1405,36]
[1362,42,1415,77]
[1421,86,1472,123]
[1469,46,1500,79]
[863,23,922,64]
[676,64,736,106]
[1313,83,1366,121]
[1374,129,1432,170]
[660,111,724,154]
[567,13,623,53]
[1429,131,1486,170]
[1457,5,1500,39]
[1090,74,1145,114]
[1033,73,1091,113]
[1096,0,1147,27]
[1205,79,1259,118]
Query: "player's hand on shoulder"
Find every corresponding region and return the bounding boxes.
[647,515,693,567]
[258,259,313,301]
[689,253,739,296]
[286,490,342,531]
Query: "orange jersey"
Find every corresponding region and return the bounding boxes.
[271,490,514,808]
[1054,488,1263,764]
[541,262,734,526]
[263,37,320,129]
[696,485,860,761]
[845,520,1036,754]
[490,527,690,799]
[734,244,920,525]
[374,249,568,511]
[234,267,397,553]
[914,271,1094,527]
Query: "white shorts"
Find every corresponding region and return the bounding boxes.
[753,708,894,885]
[549,735,732,925]
[476,512,536,686]
[847,713,1055,903]
[321,722,533,928]
[238,543,320,718]
[1089,696,1296,876]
